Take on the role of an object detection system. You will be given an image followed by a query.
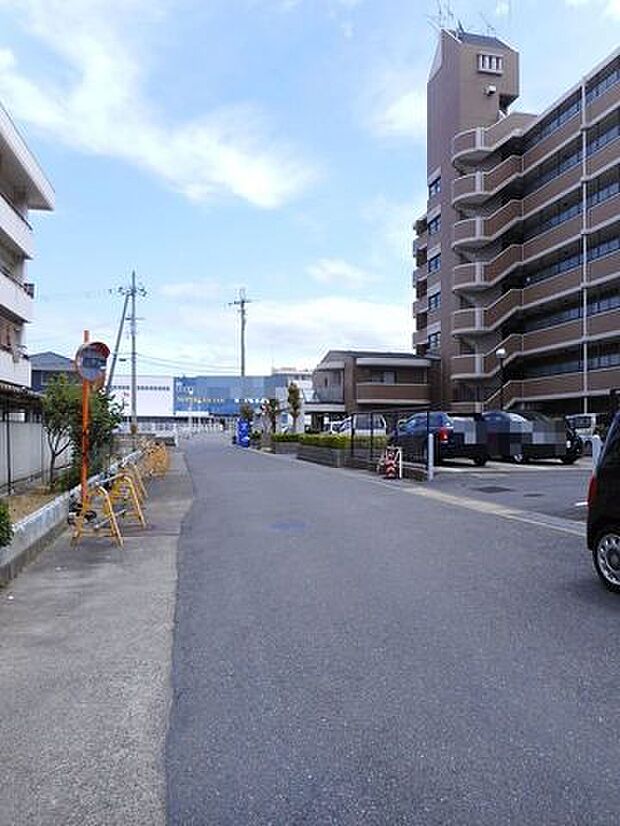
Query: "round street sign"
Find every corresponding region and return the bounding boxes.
[75,341,110,384]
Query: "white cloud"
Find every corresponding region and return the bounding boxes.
[367,72,426,141]
[495,0,510,15]
[307,258,376,288]
[159,280,224,301]
[133,294,411,374]
[0,0,318,208]
[564,0,620,15]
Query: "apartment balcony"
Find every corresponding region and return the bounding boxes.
[589,366,620,393]
[0,192,34,258]
[451,353,483,379]
[589,248,620,284]
[452,112,536,166]
[585,81,620,125]
[485,289,522,329]
[588,193,620,231]
[414,295,429,315]
[586,138,620,177]
[0,347,30,387]
[522,164,581,216]
[452,156,522,208]
[452,307,484,335]
[522,214,582,262]
[453,261,484,292]
[522,318,582,354]
[523,112,581,169]
[0,272,34,323]
[452,200,522,251]
[522,267,581,305]
[482,334,523,374]
[485,371,584,409]
[588,307,620,339]
[356,382,430,406]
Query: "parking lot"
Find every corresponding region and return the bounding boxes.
[432,455,593,524]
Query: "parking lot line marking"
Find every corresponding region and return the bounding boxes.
[403,486,586,537]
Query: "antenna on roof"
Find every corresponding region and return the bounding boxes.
[479,12,497,37]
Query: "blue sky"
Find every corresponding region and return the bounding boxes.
[0,0,618,375]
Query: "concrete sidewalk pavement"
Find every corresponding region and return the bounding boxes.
[0,451,192,826]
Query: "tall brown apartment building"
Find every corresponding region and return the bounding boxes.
[413,29,619,414]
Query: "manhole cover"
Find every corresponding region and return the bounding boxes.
[474,485,513,494]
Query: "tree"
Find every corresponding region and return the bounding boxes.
[69,388,123,475]
[239,402,254,423]
[262,398,280,435]
[42,376,123,489]
[287,382,302,433]
[41,375,80,485]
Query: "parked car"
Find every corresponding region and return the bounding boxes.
[566,413,599,440]
[481,410,580,464]
[587,412,620,592]
[336,414,387,436]
[391,411,487,465]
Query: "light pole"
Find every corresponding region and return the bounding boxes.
[496,346,507,410]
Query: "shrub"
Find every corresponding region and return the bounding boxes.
[0,499,13,546]
[272,433,301,443]
[298,434,388,450]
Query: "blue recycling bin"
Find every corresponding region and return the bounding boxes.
[237,419,251,448]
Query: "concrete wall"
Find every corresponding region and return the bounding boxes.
[0,420,67,491]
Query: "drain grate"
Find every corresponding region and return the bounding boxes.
[523,493,543,498]
[474,485,513,494]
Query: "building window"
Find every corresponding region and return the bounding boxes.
[477,53,503,74]
[524,96,581,151]
[427,253,441,274]
[586,112,620,157]
[428,331,441,351]
[428,214,441,236]
[586,59,620,104]
[428,291,441,312]
[428,176,441,198]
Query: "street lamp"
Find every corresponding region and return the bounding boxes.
[496,346,507,410]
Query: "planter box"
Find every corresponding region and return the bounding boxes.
[297,444,347,468]
[273,442,299,456]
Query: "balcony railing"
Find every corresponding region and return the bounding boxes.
[452,155,522,207]
[452,112,537,165]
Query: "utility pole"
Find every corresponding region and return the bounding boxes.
[110,272,146,444]
[106,290,130,393]
[229,287,253,396]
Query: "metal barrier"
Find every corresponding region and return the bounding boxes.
[70,440,169,547]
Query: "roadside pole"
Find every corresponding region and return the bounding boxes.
[81,330,90,507]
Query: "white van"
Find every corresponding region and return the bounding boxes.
[336,414,387,436]
[566,413,598,440]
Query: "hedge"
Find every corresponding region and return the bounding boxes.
[272,433,302,443]
[297,434,388,449]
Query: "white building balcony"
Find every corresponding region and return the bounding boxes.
[0,271,34,323]
[0,192,34,258]
[0,347,30,387]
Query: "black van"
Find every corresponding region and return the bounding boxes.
[587,412,620,592]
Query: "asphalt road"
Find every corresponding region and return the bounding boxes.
[166,439,620,825]
[433,457,593,522]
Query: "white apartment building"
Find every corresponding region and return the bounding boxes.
[0,103,54,388]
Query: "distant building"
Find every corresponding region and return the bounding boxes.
[413,28,620,413]
[309,350,436,427]
[30,351,75,392]
[0,102,54,388]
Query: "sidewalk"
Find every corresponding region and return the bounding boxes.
[0,451,192,826]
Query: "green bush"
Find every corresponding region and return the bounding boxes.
[272,433,301,443]
[298,434,388,450]
[53,466,81,493]
[0,499,13,547]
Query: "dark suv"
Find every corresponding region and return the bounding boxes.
[587,412,620,592]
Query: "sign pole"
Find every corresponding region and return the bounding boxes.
[81,330,90,508]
